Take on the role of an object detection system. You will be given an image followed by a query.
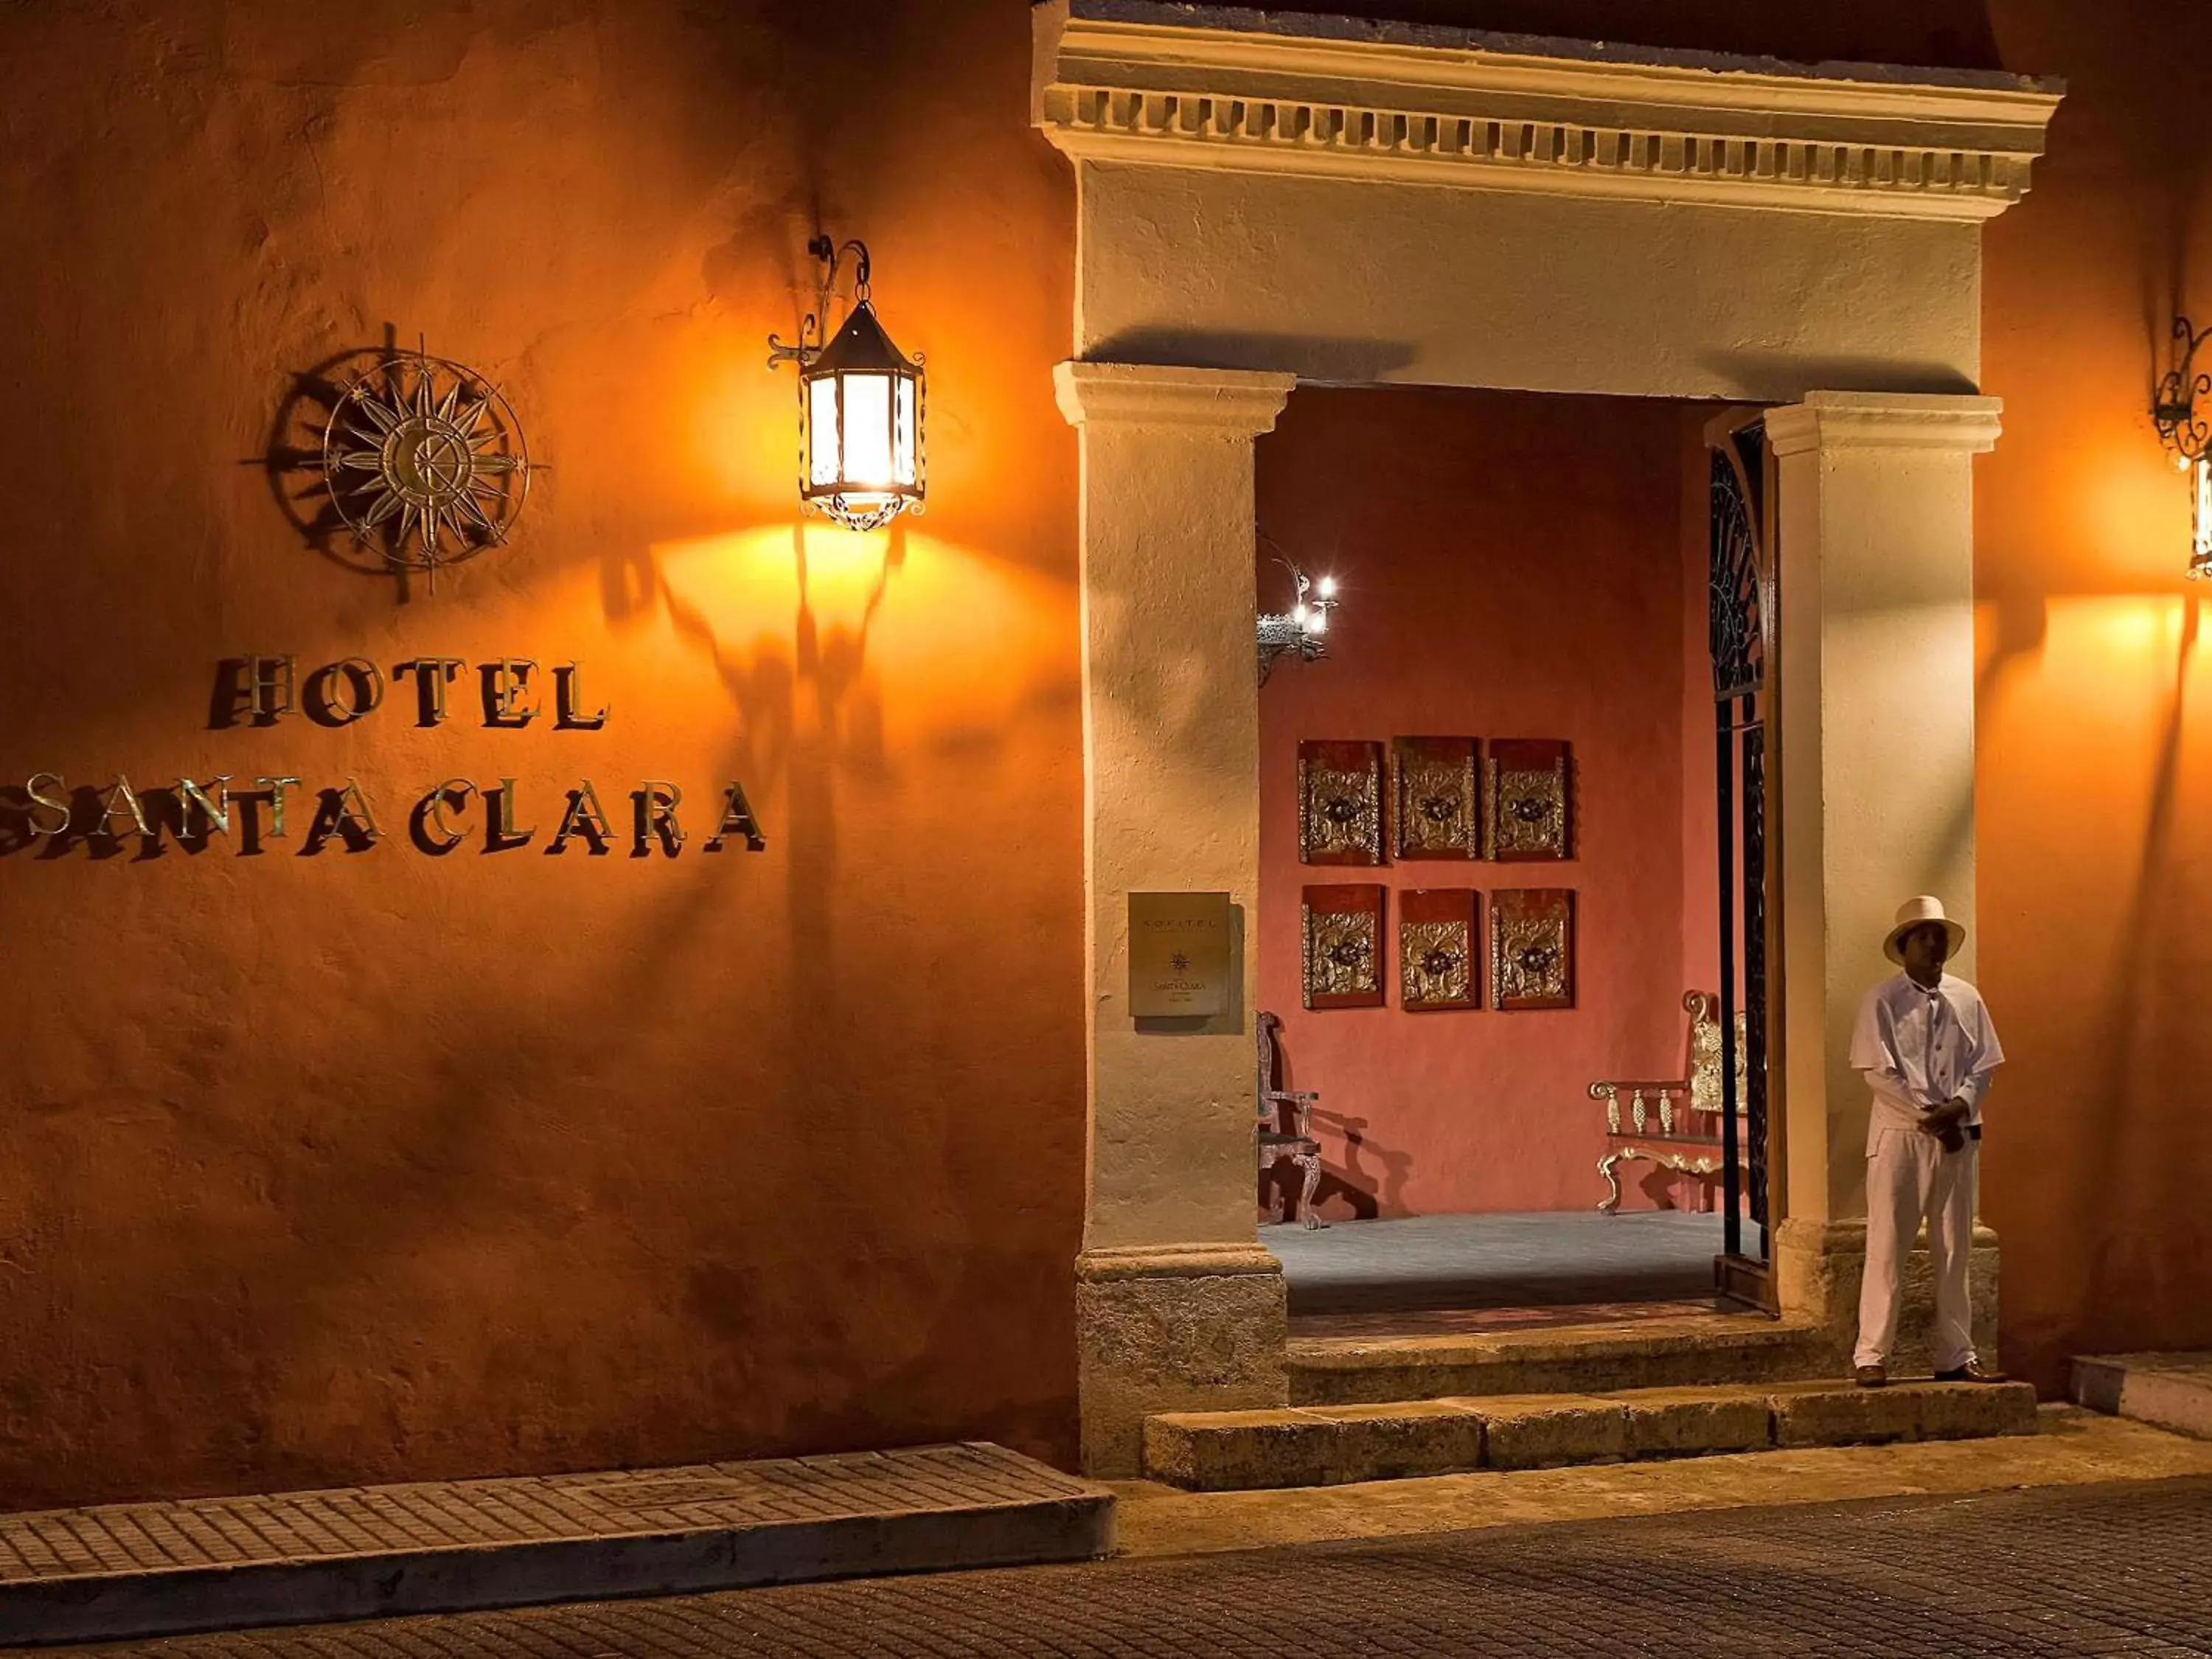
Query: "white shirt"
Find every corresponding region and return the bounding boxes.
[1849,971,2004,1152]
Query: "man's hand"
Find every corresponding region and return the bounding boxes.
[1921,1098,1972,1152]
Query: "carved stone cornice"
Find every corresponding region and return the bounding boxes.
[1054,361,1295,433]
[1766,392,2004,455]
[1033,1,2063,221]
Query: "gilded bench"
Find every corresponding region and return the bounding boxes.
[1587,990,1745,1214]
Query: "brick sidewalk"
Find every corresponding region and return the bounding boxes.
[33,1475,2212,1657]
[0,1445,1109,1646]
[0,1447,1091,1581]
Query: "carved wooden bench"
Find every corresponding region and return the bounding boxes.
[1587,990,1745,1214]
[1256,1010,1324,1228]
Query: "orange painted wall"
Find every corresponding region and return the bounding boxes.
[0,1,1083,1507]
[4,0,2211,1508]
[1255,388,1705,1219]
[1975,0,2212,1392]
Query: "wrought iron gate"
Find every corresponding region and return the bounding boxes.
[1708,420,1773,1268]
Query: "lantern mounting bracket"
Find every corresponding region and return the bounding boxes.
[2153,314,2208,461]
[766,237,874,372]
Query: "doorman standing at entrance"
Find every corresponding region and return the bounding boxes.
[1849,896,2006,1387]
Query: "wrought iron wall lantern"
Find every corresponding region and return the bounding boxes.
[768,234,925,532]
[2153,315,2209,578]
[1256,549,1340,685]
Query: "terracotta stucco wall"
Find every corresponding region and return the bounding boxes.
[1254,387,1701,1219]
[5,0,2211,1509]
[1975,0,2212,1392]
[0,0,1084,1507]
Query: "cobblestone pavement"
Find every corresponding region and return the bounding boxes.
[38,1475,2212,1658]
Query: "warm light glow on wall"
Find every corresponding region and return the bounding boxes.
[1979,595,2209,811]
[771,236,925,534]
[648,522,1073,740]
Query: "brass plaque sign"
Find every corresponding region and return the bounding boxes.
[1129,891,1233,1017]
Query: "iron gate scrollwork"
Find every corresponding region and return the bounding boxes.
[1709,424,1773,1266]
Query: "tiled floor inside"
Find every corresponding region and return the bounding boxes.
[1267,1209,1729,1325]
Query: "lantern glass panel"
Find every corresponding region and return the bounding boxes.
[807,375,840,488]
[894,375,918,487]
[841,372,895,491]
[2195,457,2211,565]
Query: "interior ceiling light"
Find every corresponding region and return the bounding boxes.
[1256,547,1340,685]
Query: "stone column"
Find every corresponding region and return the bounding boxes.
[1054,361,1298,1475]
[1764,392,2004,1368]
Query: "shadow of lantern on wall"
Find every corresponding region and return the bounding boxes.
[2154,316,2210,578]
[768,236,926,533]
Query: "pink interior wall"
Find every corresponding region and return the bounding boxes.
[1256,387,1706,1220]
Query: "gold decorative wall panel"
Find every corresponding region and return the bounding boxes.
[1399,888,1478,1011]
[1392,736,1481,860]
[1301,883,1385,1009]
[1492,887,1575,1011]
[1489,738,1572,860]
[1298,740,1385,865]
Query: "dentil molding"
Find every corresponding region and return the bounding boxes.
[1033,1,2063,221]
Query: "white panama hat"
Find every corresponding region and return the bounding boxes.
[1883,894,1967,966]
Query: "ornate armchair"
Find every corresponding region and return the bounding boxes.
[1587,991,1746,1214]
[1256,1010,1324,1228]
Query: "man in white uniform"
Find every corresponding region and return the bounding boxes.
[1850,895,2005,1387]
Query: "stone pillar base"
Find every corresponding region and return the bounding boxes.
[1774,1217,2000,1375]
[1076,1242,1287,1477]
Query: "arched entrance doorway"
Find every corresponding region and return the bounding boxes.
[1037,0,2056,1472]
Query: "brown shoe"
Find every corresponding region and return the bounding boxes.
[1933,1361,2005,1383]
[1854,1364,1888,1388]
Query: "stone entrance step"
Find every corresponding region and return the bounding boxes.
[2072,1352,2212,1440]
[0,1443,1112,1648]
[1288,1310,1835,1406]
[1144,1380,2037,1491]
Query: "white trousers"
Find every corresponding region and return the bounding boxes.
[1854,1127,1978,1371]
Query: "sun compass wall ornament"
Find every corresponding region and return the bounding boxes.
[319,347,532,588]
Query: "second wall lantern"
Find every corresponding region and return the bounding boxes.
[2154,315,2208,578]
[769,235,926,532]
